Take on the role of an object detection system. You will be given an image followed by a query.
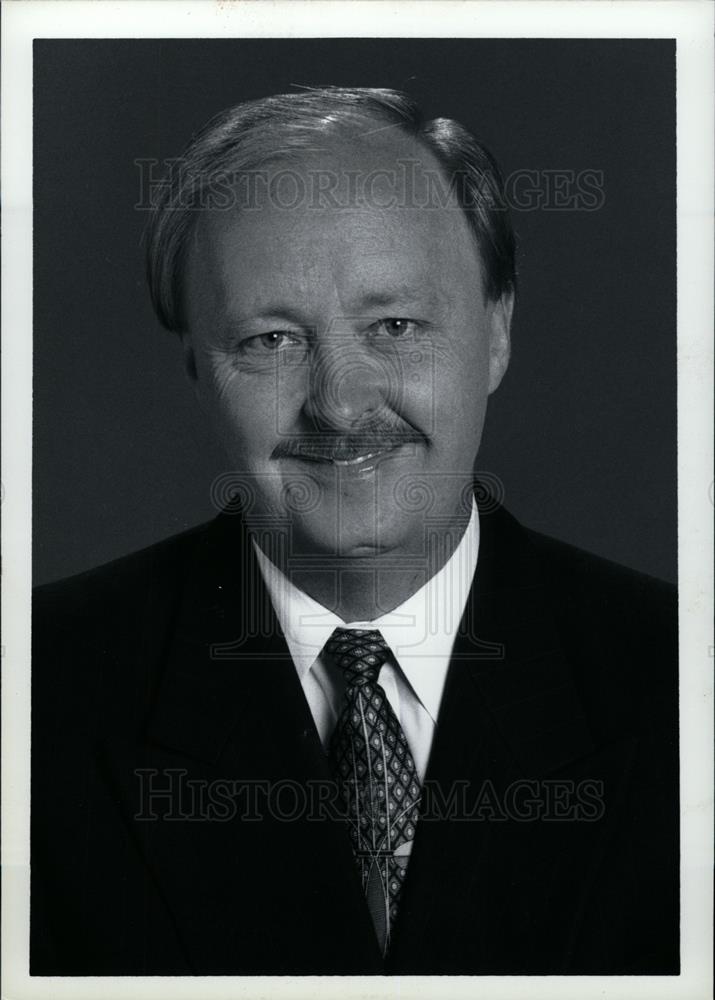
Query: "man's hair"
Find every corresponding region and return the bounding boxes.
[145,87,516,334]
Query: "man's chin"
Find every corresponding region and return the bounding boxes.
[286,512,415,562]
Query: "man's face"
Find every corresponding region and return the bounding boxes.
[184,134,512,560]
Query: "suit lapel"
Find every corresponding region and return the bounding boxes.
[98,511,383,973]
[387,503,635,973]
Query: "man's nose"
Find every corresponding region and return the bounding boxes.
[302,335,399,432]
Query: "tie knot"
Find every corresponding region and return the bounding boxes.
[324,627,390,686]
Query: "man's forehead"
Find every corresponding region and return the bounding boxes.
[190,197,480,318]
[193,140,472,252]
[199,127,462,225]
[185,130,484,319]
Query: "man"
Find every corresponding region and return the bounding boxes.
[31,87,678,975]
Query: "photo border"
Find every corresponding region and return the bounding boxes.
[2,2,713,998]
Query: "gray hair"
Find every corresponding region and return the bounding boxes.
[145,87,516,333]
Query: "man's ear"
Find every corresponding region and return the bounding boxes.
[180,331,199,388]
[487,287,514,394]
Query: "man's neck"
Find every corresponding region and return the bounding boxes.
[289,564,430,623]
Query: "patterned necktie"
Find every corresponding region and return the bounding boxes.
[325,627,422,955]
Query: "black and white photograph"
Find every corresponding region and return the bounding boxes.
[2,2,713,998]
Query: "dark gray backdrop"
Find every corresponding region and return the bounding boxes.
[33,38,676,585]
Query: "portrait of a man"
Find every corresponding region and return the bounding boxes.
[30,39,679,977]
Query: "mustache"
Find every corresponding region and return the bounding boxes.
[271,427,427,463]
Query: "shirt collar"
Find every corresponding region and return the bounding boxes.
[252,500,480,723]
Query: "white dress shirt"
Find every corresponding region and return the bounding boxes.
[252,500,480,780]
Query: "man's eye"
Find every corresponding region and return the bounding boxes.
[242,331,301,353]
[373,318,418,339]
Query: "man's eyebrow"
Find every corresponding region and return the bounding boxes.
[224,289,442,328]
[225,307,312,331]
[352,287,442,312]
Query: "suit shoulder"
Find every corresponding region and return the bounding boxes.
[525,527,676,617]
[521,526,678,741]
[523,526,677,672]
[33,521,212,633]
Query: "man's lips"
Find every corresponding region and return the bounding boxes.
[296,447,397,467]
[272,434,423,465]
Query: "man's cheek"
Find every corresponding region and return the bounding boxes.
[208,398,265,467]
[275,374,310,438]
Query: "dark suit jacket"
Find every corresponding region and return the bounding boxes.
[31,499,679,975]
